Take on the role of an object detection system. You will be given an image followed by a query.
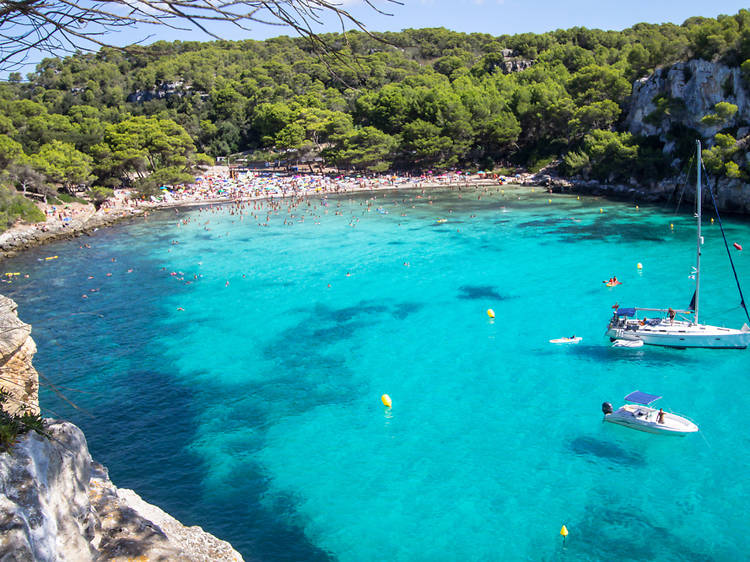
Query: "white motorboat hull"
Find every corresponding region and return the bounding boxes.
[606,319,750,349]
[604,404,698,435]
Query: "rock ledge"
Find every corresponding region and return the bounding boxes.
[0,420,243,561]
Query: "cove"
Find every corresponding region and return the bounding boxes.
[3,185,749,561]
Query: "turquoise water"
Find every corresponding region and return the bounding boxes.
[3,186,750,561]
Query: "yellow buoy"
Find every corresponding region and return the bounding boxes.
[635,205,639,210]
[670,223,674,229]
[381,394,392,408]
[711,217,714,223]
[487,308,495,318]
[560,525,568,537]
[577,196,580,200]
[599,208,603,213]
[548,199,552,203]
[637,262,643,270]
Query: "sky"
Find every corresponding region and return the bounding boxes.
[331,0,747,38]
[2,0,748,78]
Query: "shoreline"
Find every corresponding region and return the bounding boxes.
[0,177,512,261]
[8,169,743,261]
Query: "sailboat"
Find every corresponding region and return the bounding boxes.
[606,141,750,349]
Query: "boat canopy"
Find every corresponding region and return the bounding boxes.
[616,307,636,317]
[624,391,662,405]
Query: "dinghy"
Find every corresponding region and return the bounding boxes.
[549,336,582,344]
[612,339,644,348]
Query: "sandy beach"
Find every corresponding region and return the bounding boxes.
[0,168,521,259]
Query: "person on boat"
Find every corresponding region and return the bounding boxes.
[668,307,676,324]
[657,408,665,424]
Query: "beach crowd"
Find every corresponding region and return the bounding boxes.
[148,169,509,206]
[0,168,515,256]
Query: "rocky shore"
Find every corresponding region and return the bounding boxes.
[0,420,243,561]
[0,205,147,261]
[525,172,750,214]
[0,295,243,561]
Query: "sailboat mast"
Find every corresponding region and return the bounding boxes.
[695,140,702,324]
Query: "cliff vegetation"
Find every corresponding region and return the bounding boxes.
[0,10,749,212]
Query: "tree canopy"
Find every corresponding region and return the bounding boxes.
[1,8,749,207]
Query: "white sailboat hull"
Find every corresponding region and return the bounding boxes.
[606,319,750,349]
[604,141,750,350]
[604,404,698,435]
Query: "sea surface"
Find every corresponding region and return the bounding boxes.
[3,185,750,561]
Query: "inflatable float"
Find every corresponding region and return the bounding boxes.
[550,337,582,344]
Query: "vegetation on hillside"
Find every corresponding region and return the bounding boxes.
[0,9,749,217]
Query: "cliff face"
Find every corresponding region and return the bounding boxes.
[0,295,39,416]
[0,296,243,561]
[625,59,750,139]
[0,420,244,561]
[617,59,750,213]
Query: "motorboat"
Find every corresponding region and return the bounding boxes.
[602,391,698,435]
[605,141,750,349]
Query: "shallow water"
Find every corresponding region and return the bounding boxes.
[4,186,750,561]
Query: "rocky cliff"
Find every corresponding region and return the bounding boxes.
[0,297,244,561]
[0,421,243,561]
[625,59,750,140]
[0,295,39,416]
[596,59,750,213]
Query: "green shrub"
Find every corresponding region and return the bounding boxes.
[0,185,45,231]
[645,95,687,126]
[528,156,556,173]
[495,166,517,176]
[88,186,114,209]
[700,102,738,127]
[562,150,591,176]
[56,193,89,204]
[0,390,46,453]
[741,59,750,85]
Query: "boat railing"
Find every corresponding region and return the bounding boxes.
[634,307,693,314]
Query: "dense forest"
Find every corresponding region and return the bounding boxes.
[1,9,749,218]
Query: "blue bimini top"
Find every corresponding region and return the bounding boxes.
[624,391,662,405]
[616,307,636,317]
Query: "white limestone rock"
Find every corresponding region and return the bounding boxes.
[625,59,750,141]
[0,421,244,561]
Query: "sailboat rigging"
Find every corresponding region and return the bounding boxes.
[606,140,750,349]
